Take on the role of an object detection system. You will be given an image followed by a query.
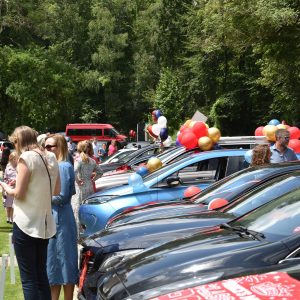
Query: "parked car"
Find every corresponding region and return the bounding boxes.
[79,149,247,237]
[100,148,137,164]
[126,264,300,299]
[96,188,300,299]
[107,161,300,227]
[78,169,300,299]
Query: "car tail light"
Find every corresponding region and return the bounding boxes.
[79,250,94,292]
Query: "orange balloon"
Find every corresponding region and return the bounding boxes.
[198,136,213,151]
[208,127,221,143]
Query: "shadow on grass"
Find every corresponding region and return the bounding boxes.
[0,226,13,233]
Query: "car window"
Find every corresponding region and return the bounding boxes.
[103,129,116,137]
[232,188,300,238]
[194,168,279,205]
[227,174,300,217]
[226,156,246,176]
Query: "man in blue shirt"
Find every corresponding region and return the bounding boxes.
[270,129,298,163]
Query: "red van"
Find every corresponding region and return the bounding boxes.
[65,124,128,146]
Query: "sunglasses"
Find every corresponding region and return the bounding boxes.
[45,144,57,150]
[283,136,290,141]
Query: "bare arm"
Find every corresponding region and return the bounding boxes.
[53,171,61,196]
[0,159,30,200]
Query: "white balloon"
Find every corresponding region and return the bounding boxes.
[163,136,172,147]
[157,116,167,128]
[152,124,161,136]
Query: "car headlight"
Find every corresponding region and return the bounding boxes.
[126,271,224,299]
[98,249,143,273]
[83,195,115,204]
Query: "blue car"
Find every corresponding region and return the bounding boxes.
[79,149,247,237]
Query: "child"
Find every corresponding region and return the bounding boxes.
[3,151,17,224]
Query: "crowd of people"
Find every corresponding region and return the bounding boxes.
[0,126,298,300]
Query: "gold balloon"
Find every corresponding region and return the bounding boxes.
[208,127,221,143]
[264,125,277,142]
[184,119,192,127]
[204,123,209,129]
[188,121,197,128]
[146,157,163,173]
[198,136,213,151]
[277,124,287,130]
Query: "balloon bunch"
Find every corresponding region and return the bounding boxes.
[146,109,172,147]
[176,119,221,150]
[129,129,136,139]
[254,119,300,153]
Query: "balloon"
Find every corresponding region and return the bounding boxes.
[198,136,213,151]
[208,198,229,210]
[184,119,192,127]
[136,166,149,177]
[152,124,161,136]
[176,138,182,147]
[268,119,280,126]
[151,111,158,122]
[204,123,209,128]
[128,173,144,187]
[159,128,168,141]
[288,127,300,139]
[208,127,221,143]
[155,109,163,119]
[288,139,300,153]
[244,149,252,163]
[163,136,172,147]
[179,125,188,132]
[276,124,287,130]
[129,129,136,138]
[146,157,163,172]
[263,125,277,142]
[180,132,198,149]
[188,120,197,128]
[157,116,167,128]
[254,126,264,136]
[147,125,158,138]
[192,122,208,138]
[183,186,202,198]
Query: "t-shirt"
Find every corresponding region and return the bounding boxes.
[13,151,59,239]
[92,142,100,158]
[270,144,298,163]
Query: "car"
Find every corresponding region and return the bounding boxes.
[96,188,300,299]
[78,169,300,299]
[79,149,247,237]
[107,161,300,228]
[100,148,137,164]
[126,264,300,299]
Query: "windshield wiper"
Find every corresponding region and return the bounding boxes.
[220,223,265,240]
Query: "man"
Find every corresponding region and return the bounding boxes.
[92,137,100,160]
[270,129,298,163]
[99,143,107,162]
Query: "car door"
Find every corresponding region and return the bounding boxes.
[152,157,229,202]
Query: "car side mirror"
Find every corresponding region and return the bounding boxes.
[166,176,181,187]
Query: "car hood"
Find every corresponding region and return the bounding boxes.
[88,211,235,251]
[99,230,289,298]
[87,184,136,198]
[107,201,208,227]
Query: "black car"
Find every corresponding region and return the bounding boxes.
[78,166,300,299]
[107,162,300,227]
[96,186,300,299]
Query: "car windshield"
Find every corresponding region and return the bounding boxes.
[232,188,300,238]
[111,128,120,135]
[193,166,285,205]
[118,147,149,163]
[157,147,182,161]
[226,173,300,217]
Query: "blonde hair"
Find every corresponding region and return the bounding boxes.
[251,144,271,166]
[78,140,93,163]
[8,151,18,162]
[9,126,39,155]
[45,134,68,162]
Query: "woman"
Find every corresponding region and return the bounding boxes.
[74,140,102,202]
[108,140,118,156]
[0,126,60,300]
[44,134,78,300]
[251,144,271,166]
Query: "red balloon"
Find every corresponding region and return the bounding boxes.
[254,126,264,136]
[288,127,300,139]
[208,198,229,210]
[180,125,188,132]
[288,139,300,154]
[180,132,198,149]
[192,121,208,138]
[183,186,202,198]
[147,125,158,138]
